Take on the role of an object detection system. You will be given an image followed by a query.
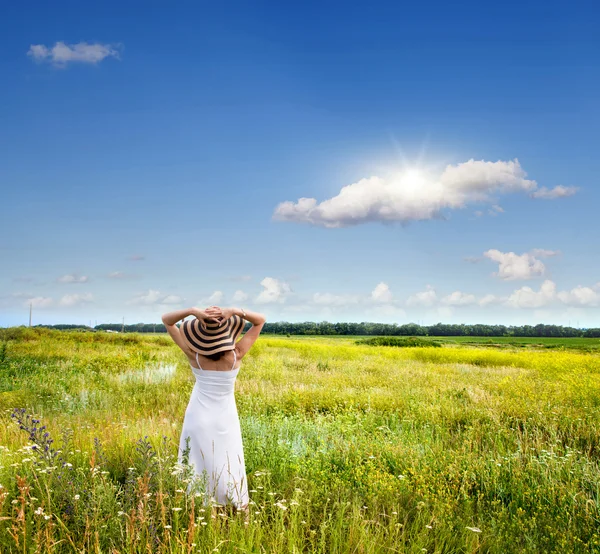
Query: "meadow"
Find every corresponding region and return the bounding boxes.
[0,328,599,553]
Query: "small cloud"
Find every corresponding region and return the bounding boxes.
[128,289,179,306]
[406,285,437,307]
[478,294,501,307]
[530,185,578,199]
[28,41,121,67]
[371,282,393,303]
[530,248,560,258]
[107,271,139,280]
[232,290,249,303]
[256,277,292,304]
[488,204,504,217]
[208,291,224,304]
[484,250,547,281]
[463,256,482,264]
[129,255,145,261]
[474,210,484,218]
[557,286,599,307]
[59,293,94,307]
[57,274,89,284]
[506,280,556,308]
[161,295,183,306]
[441,291,476,306]
[312,292,360,306]
[24,296,53,309]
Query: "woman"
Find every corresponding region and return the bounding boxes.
[161,305,266,512]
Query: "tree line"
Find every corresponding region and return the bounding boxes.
[30,322,600,338]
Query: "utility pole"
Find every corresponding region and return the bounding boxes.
[29,303,32,327]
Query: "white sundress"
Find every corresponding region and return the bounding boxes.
[178,350,249,509]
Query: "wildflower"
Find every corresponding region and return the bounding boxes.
[175,489,184,493]
[118,511,125,516]
[172,507,182,511]
[466,526,481,533]
[301,520,307,524]
[34,507,45,515]
[249,489,257,493]
[11,499,18,505]
[165,525,172,529]
[44,515,51,520]
[392,511,398,515]
[275,502,288,511]
[426,525,433,529]
[74,495,80,501]
[290,500,299,506]
[201,522,207,526]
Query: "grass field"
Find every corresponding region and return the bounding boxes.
[0,327,599,553]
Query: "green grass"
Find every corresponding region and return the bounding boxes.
[0,328,599,553]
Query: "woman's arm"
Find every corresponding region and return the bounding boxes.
[161,307,210,355]
[161,307,208,326]
[215,307,266,327]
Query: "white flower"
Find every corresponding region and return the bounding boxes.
[172,507,182,511]
[274,502,288,511]
[466,526,482,533]
[118,511,125,516]
[74,495,80,501]
[44,515,51,520]
[164,525,172,529]
[201,522,207,526]
[34,507,44,515]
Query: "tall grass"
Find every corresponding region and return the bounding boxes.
[0,329,599,552]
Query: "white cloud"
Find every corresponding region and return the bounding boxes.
[128,290,162,306]
[161,295,183,305]
[28,42,120,67]
[129,255,145,261]
[256,277,292,304]
[530,248,560,258]
[232,290,249,303]
[312,292,360,306]
[530,185,578,199]
[441,291,477,306]
[107,271,141,280]
[406,285,437,307]
[478,294,501,307]
[484,249,549,280]
[25,296,53,309]
[57,274,89,284]
[365,304,406,319]
[557,286,600,307]
[59,293,94,307]
[488,204,504,216]
[208,291,224,304]
[273,159,568,228]
[371,282,393,303]
[506,280,556,308]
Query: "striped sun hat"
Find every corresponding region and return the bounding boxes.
[180,315,245,356]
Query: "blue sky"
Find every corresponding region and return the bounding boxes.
[1,0,599,327]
